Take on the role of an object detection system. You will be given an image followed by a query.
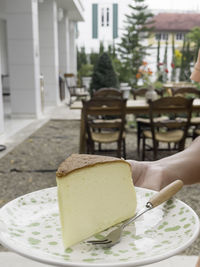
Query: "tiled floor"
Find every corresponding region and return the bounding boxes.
[0,98,198,267]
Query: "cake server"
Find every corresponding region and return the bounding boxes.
[87,179,183,248]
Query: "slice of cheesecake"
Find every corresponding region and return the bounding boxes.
[56,154,137,248]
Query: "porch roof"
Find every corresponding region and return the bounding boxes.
[56,0,84,21]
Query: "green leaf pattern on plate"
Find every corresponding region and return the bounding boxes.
[0,187,199,266]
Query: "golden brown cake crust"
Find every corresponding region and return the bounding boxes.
[56,154,128,177]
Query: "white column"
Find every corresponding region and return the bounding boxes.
[6,0,41,118]
[39,0,60,107]
[0,59,4,134]
[69,21,77,74]
[0,19,5,134]
[66,17,70,74]
[58,13,70,74]
[0,19,8,76]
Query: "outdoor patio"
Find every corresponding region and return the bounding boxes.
[1,0,200,266]
[0,103,200,262]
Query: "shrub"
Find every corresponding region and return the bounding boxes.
[79,64,93,77]
[90,52,119,94]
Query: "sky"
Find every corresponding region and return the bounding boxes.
[145,0,200,11]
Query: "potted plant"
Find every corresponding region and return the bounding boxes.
[120,83,131,99]
[136,61,158,101]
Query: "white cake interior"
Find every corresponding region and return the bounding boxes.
[56,161,137,248]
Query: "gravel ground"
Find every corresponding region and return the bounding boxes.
[0,119,199,254]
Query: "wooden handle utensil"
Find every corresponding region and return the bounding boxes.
[148,180,184,208]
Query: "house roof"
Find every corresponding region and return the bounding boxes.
[151,13,200,32]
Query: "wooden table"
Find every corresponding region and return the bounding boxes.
[71,99,200,153]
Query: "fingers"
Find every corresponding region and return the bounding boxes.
[195,256,200,267]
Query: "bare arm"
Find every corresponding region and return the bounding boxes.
[127,136,200,191]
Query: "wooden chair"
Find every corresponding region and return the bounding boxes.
[172,87,199,97]
[82,98,127,158]
[93,87,123,99]
[132,88,165,156]
[64,73,89,104]
[173,87,200,139]
[142,96,193,160]
[193,129,200,139]
[92,88,124,151]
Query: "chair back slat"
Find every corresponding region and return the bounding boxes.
[155,119,187,129]
[142,96,194,160]
[90,120,122,129]
[64,73,89,104]
[172,87,200,97]
[93,88,123,99]
[82,98,127,157]
[149,96,192,111]
[148,96,193,149]
[64,73,76,87]
[83,99,126,120]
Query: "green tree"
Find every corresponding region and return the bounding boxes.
[179,37,186,81]
[163,40,168,82]
[171,34,176,82]
[77,47,87,71]
[108,44,117,61]
[156,37,163,82]
[118,0,154,87]
[99,41,105,55]
[156,38,161,72]
[90,50,99,66]
[184,41,191,80]
[187,27,200,62]
[90,52,119,94]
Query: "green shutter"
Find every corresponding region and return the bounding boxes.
[92,4,98,39]
[113,3,118,39]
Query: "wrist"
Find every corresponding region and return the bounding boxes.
[154,159,181,188]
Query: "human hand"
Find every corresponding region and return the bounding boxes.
[126,160,167,191]
[195,257,200,267]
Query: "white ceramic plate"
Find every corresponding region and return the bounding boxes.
[0,187,199,267]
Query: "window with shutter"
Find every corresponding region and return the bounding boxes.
[92,4,98,39]
[113,3,118,39]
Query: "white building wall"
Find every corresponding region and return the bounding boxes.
[0,49,4,134]
[6,0,41,118]
[0,1,6,134]
[76,0,131,53]
[0,0,6,19]
[69,21,77,74]
[0,0,84,136]
[0,19,8,75]
[58,13,69,74]
[39,0,60,107]
[0,19,9,95]
[76,0,181,83]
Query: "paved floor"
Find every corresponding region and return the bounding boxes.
[0,101,199,267]
[0,101,81,159]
